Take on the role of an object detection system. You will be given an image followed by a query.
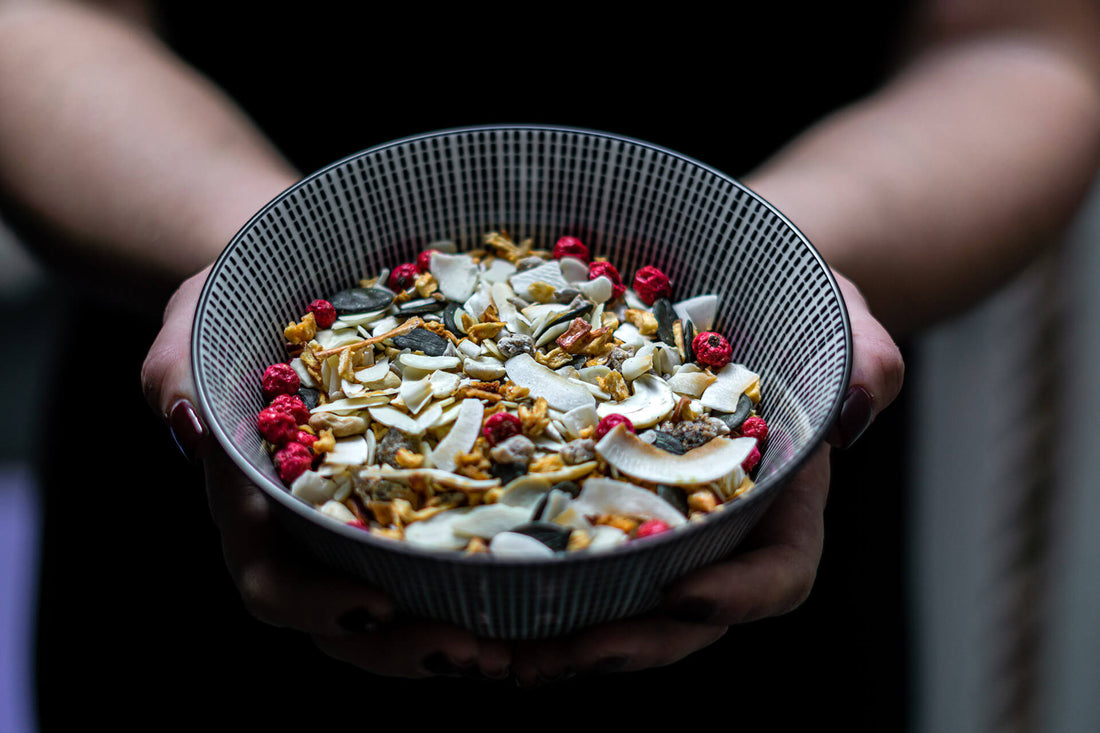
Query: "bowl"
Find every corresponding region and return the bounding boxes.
[191,124,852,639]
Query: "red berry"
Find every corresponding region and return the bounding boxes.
[388,262,421,291]
[596,413,634,440]
[588,261,626,300]
[262,363,300,400]
[482,412,522,446]
[348,519,369,530]
[692,331,733,369]
[274,442,314,484]
[307,299,337,329]
[741,445,761,473]
[257,407,298,445]
[741,416,768,442]
[635,519,672,539]
[417,249,439,273]
[553,236,590,262]
[632,265,671,305]
[295,431,318,450]
[270,393,310,425]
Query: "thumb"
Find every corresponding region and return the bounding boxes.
[141,265,211,459]
[829,271,905,448]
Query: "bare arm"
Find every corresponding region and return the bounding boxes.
[746,0,1100,336]
[0,0,298,288]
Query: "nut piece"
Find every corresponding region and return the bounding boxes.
[527,281,556,303]
[308,412,368,438]
[687,489,719,513]
[284,312,318,344]
[556,317,593,353]
[623,309,658,336]
[597,371,631,402]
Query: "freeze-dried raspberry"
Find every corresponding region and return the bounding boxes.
[295,431,318,450]
[633,265,671,305]
[388,263,421,290]
[274,442,313,484]
[269,394,310,425]
[741,445,761,473]
[692,331,733,370]
[262,363,300,400]
[307,299,337,329]
[417,249,439,273]
[635,519,672,539]
[741,416,768,442]
[257,407,298,445]
[553,236,590,262]
[588,261,625,300]
[482,412,522,446]
[596,413,634,440]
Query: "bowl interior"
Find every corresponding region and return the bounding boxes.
[191,125,850,634]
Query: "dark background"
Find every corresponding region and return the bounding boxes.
[32,5,915,728]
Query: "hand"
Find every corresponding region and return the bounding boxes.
[141,267,512,679]
[510,269,904,684]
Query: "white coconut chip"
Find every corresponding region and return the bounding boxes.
[463,356,506,381]
[595,424,756,486]
[319,500,357,523]
[290,470,336,505]
[429,398,483,471]
[315,328,363,351]
[404,508,473,550]
[570,477,687,527]
[428,369,461,398]
[585,525,629,551]
[311,391,397,414]
[666,370,718,398]
[352,357,389,385]
[504,354,596,412]
[560,404,599,439]
[674,294,719,332]
[322,435,370,467]
[415,403,444,434]
[430,252,480,303]
[399,375,434,415]
[450,504,534,539]
[368,405,426,436]
[289,357,317,388]
[371,316,400,337]
[613,322,648,350]
[699,362,760,412]
[575,275,613,303]
[509,260,569,295]
[489,532,557,558]
[558,256,589,283]
[399,354,461,371]
[481,258,517,284]
[620,343,657,381]
[595,373,675,428]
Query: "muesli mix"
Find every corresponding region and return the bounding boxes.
[255,232,768,557]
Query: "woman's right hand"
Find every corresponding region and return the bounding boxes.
[141,267,513,679]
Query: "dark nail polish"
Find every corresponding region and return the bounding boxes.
[337,607,379,634]
[667,597,716,623]
[590,656,629,675]
[421,651,457,676]
[834,385,873,449]
[169,399,205,461]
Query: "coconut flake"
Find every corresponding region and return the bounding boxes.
[674,294,718,332]
[699,362,760,412]
[430,252,480,302]
[595,373,675,428]
[429,398,484,472]
[504,354,596,412]
[595,424,756,486]
[570,477,687,527]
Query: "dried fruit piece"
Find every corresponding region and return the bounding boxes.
[269,394,310,425]
[635,518,672,539]
[633,265,671,305]
[482,412,522,446]
[596,414,634,440]
[274,442,314,484]
[740,415,768,442]
[262,363,300,400]
[741,444,761,473]
[388,263,421,291]
[553,236,590,262]
[257,407,298,445]
[417,249,439,273]
[692,331,733,369]
[307,299,337,329]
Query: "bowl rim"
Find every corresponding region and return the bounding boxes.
[191,123,852,567]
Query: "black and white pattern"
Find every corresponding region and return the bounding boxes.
[192,125,852,639]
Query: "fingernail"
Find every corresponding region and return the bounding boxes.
[336,607,380,634]
[590,656,629,675]
[667,597,716,623]
[831,385,873,449]
[169,399,205,461]
[421,652,457,676]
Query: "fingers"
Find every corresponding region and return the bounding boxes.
[203,448,395,636]
[662,445,831,625]
[314,624,513,679]
[831,272,905,448]
[512,616,727,686]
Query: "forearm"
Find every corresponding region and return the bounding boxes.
[746,33,1100,336]
[0,2,298,287]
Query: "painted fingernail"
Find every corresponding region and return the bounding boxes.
[336,607,379,634]
[667,597,716,623]
[590,656,629,675]
[169,399,205,461]
[421,652,457,676]
[833,385,873,449]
